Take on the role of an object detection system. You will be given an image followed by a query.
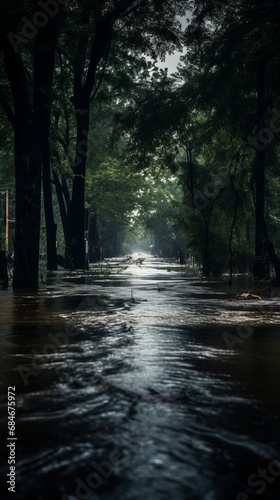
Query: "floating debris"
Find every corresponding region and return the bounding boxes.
[131,289,135,303]
[157,284,166,292]
[135,257,145,265]
[236,292,262,300]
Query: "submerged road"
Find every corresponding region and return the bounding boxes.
[0,254,280,500]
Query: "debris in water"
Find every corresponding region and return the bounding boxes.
[157,284,166,292]
[236,292,262,300]
[131,289,135,303]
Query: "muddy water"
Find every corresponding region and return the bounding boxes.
[0,254,280,500]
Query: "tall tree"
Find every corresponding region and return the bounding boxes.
[183,0,280,276]
[61,0,186,268]
[0,1,60,287]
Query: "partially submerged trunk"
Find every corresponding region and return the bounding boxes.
[228,173,240,285]
[0,250,9,288]
[38,20,59,271]
[53,169,68,243]
[13,127,42,288]
[253,57,268,278]
[88,213,101,263]
[66,14,115,269]
[65,108,89,269]
[264,238,280,284]
[202,217,211,277]
[1,12,59,287]
[2,38,41,288]
[43,143,57,271]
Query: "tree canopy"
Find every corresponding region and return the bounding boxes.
[1,0,280,287]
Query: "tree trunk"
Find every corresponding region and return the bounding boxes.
[43,144,57,270]
[1,11,59,287]
[53,170,68,242]
[179,248,185,265]
[13,119,42,288]
[36,17,60,271]
[253,57,268,278]
[202,218,211,276]
[0,250,9,289]
[228,175,240,284]
[1,36,41,288]
[88,212,101,262]
[66,109,89,269]
[264,239,280,282]
[66,13,115,269]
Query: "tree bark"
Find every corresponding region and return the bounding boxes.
[1,36,41,288]
[66,108,89,269]
[264,239,280,282]
[53,169,68,242]
[66,13,114,269]
[43,143,57,270]
[202,217,211,277]
[0,250,9,288]
[228,174,240,284]
[35,17,60,271]
[88,212,101,262]
[253,57,268,278]
[1,11,59,286]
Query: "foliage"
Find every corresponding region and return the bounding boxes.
[1,0,280,282]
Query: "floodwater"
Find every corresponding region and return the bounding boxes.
[0,254,280,500]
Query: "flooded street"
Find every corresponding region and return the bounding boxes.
[1,254,280,500]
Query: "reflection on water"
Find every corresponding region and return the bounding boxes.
[0,255,280,500]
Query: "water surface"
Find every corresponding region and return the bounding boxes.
[0,255,280,500]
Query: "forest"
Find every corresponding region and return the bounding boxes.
[1,0,280,288]
[2,3,280,500]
